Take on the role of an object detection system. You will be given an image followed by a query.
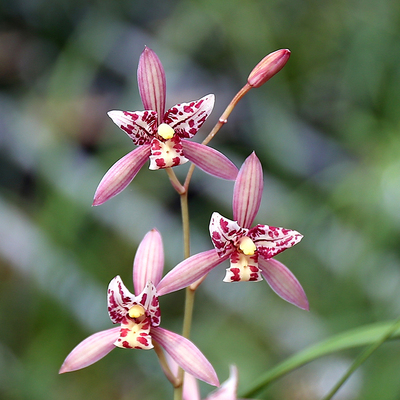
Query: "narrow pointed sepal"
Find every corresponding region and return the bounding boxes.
[163,94,215,138]
[137,47,166,123]
[156,250,227,295]
[151,327,219,387]
[133,229,164,293]
[258,257,309,310]
[59,327,120,373]
[93,144,151,206]
[233,152,263,229]
[182,140,238,180]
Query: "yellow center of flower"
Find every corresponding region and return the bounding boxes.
[158,123,175,140]
[238,236,256,255]
[128,304,146,319]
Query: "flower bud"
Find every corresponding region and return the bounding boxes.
[247,49,291,88]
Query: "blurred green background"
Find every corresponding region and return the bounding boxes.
[1,0,400,399]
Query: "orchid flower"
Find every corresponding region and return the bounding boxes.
[59,229,219,387]
[157,153,309,310]
[93,47,238,205]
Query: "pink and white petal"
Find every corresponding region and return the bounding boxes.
[209,212,247,258]
[233,152,263,229]
[163,94,215,138]
[206,365,238,400]
[59,327,119,373]
[156,250,227,295]
[250,225,303,259]
[151,327,219,387]
[107,275,135,323]
[137,47,166,124]
[182,141,238,180]
[93,144,151,206]
[149,136,188,170]
[258,257,309,310]
[133,229,164,293]
[108,110,157,145]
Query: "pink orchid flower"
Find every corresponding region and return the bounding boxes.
[59,229,219,387]
[93,47,238,205]
[157,153,309,310]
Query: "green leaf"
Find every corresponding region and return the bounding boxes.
[241,320,400,398]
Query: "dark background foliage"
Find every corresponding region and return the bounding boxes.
[1,0,400,399]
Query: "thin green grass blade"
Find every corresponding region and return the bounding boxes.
[241,320,400,398]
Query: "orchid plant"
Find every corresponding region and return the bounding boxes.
[60,46,312,399]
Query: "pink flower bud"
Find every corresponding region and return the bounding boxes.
[247,49,291,88]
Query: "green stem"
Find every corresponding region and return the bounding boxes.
[173,191,193,400]
[322,316,400,400]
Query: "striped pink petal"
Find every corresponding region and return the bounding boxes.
[233,152,263,229]
[151,326,219,387]
[133,229,164,293]
[163,94,215,138]
[157,250,227,295]
[137,47,166,124]
[258,257,309,310]
[107,110,157,145]
[59,327,119,373]
[182,141,238,180]
[92,144,151,206]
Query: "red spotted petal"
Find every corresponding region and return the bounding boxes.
[108,110,157,145]
[249,224,303,259]
[137,282,161,327]
[209,212,247,258]
[107,275,135,324]
[163,94,215,138]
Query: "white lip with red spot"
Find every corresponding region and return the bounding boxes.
[149,136,188,170]
[115,308,153,350]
